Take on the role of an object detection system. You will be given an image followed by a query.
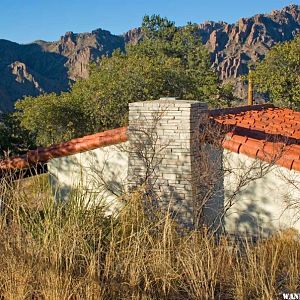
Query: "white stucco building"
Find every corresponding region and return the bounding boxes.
[1,100,300,236]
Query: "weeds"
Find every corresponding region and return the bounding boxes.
[0,174,299,299]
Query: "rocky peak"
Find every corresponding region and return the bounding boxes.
[0,4,300,111]
[123,28,143,45]
[58,31,77,55]
[198,4,300,83]
[42,28,125,80]
[62,31,76,40]
[0,28,125,111]
[10,61,44,92]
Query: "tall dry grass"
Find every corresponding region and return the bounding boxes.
[0,174,299,299]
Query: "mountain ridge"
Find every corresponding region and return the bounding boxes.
[0,4,299,111]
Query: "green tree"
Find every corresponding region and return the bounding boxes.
[215,83,237,108]
[130,16,218,100]
[15,92,88,146]
[0,112,36,158]
[16,15,219,146]
[252,35,300,109]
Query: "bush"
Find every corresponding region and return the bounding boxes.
[253,35,300,109]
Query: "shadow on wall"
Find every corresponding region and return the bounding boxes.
[226,196,275,237]
[223,152,284,237]
[49,172,71,203]
[48,143,129,212]
[199,143,225,232]
[235,181,275,236]
[198,144,286,236]
[47,135,289,236]
[127,107,225,231]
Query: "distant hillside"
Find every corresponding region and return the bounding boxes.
[199,4,300,98]
[0,30,125,112]
[0,4,299,111]
[125,4,300,98]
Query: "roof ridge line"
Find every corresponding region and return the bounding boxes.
[209,104,275,117]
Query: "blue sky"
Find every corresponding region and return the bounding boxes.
[0,0,298,44]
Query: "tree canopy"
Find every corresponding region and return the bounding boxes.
[0,112,35,158]
[252,35,300,109]
[15,15,222,146]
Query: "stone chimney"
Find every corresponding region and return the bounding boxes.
[127,98,209,227]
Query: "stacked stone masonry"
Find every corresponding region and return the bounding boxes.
[127,99,208,226]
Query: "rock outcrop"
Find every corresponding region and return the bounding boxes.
[0,4,299,111]
[199,4,300,81]
[123,28,143,45]
[37,29,125,80]
[0,30,124,112]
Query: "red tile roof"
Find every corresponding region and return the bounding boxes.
[0,127,128,171]
[211,105,300,172]
[2,104,300,174]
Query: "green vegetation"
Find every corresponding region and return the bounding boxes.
[15,15,223,147]
[11,16,300,149]
[0,174,299,299]
[1,14,300,300]
[1,17,300,153]
[253,35,300,109]
[0,113,35,158]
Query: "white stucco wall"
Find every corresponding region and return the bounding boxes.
[48,141,129,213]
[46,136,300,235]
[224,150,300,236]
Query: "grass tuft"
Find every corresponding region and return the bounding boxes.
[0,174,299,299]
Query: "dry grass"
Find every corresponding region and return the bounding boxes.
[0,175,299,299]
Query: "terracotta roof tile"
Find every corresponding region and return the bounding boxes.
[239,143,259,158]
[276,157,294,170]
[292,160,300,171]
[211,105,300,172]
[222,139,242,153]
[231,135,248,144]
[0,127,128,171]
[3,103,300,175]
